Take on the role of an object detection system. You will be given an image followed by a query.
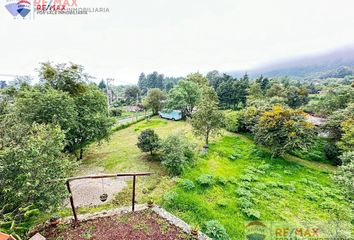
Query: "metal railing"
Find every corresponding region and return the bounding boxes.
[66,172,151,222]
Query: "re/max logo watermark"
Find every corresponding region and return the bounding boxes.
[34,0,77,11]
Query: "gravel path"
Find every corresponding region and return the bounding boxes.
[67,177,128,207]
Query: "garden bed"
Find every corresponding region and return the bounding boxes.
[41,209,194,240]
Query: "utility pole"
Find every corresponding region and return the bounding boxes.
[105,78,114,109]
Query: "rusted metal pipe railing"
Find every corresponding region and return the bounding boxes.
[66,172,151,223]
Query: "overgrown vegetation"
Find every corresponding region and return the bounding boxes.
[162,135,353,239]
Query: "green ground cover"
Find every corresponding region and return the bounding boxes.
[160,135,352,239]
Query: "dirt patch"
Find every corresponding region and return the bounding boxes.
[67,177,128,207]
[42,209,192,240]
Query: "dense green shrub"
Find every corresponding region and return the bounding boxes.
[179,179,195,191]
[243,208,261,219]
[162,191,178,206]
[333,151,354,198]
[197,174,215,187]
[137,129,160,155]
[203,220,230,240]
[217,176,227,185]
[0,122,73,238]
[324,142,341,165]
[110,107,122,117]
[161,134,194,175]
[224,110,244,132]
[322,103,354,141]
[216,199,228,208]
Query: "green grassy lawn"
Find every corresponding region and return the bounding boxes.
[62,118,351,239]
[161,134,352,239]
[81,117,194,174]
[72,117,200,212]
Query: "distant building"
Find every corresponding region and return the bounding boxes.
[306,114,326,126]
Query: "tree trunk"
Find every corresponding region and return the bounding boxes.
[204,134,209,149]
[79,148,84,160]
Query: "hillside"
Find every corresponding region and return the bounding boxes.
[231,46,354,80]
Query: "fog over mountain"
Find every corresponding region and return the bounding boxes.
[230,45,354,80]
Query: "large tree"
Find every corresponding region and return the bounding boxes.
[37,63,114,159]
[98,79,107,90]
[145,71,164,90]
[323,103,354,142]
[14,87,78,138]
[286,85,309,108]
[0,119,72,237]
[166,80,201,118]
[206,70,222,89]
[124,85,140,105]
[71,84,114,159]
[185,72,209,86]
[138,72,147,93]
[254,105,315,157]
[215,74,249,109]
[38,62,89,96]
[144,88,166,115]
[190,87,224,147]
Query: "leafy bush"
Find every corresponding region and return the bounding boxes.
[162,192,178,206]
[217,176,228,185]
[324,142,341,165]
[240,174,258,182]
[203,220,230,240]
[228,177,238,184]
[197,174,215,187]
[236,188,253,198]
[237,197,254,209]
[216,199,228,208]
[258,163,271,171]
[255,183,267,190]
[0,123,73,238]
[333,151,354,198]
[110,107,122,117]
[161,134,194,175]
[228,153,241,161]
[137,129,160,155]
[0,205,40,238]
[224,110,244,132]
[179,179,195,191]
[244,208,261,219]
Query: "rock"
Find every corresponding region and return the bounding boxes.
[29,233,46,240]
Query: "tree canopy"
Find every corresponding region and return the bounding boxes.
[190,87,224,147]
[254,105,315,157]
[166,80,201,118]
[144,88,166,115]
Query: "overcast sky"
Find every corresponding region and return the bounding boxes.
[1,0,354,84]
